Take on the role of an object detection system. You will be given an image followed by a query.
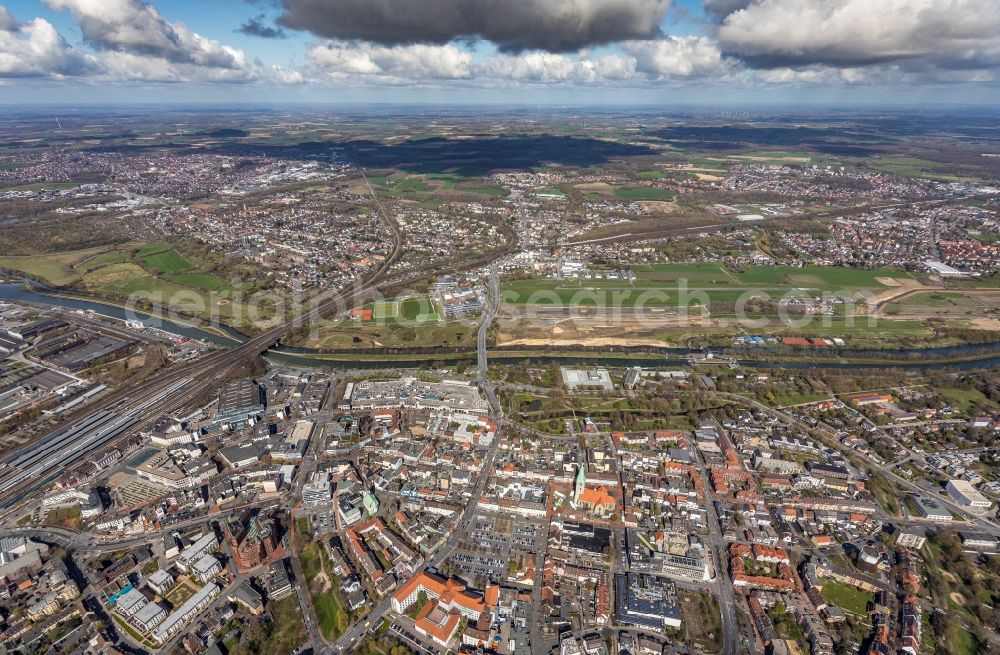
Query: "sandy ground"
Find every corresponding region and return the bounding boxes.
[638,200,680,212]
[969,318,1000,330]
[573,182,614,193]
[875,277,902,287]
[950,591,966,606]
[498,337,669,347]
[695,173,724,181]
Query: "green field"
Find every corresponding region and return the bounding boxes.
[136,244,191,274]
[820,581,874,615]
[875,156,979,182]
[638,170,666,179]
[373,300,400,320]
[399,297,439,322]
[166,272,231,292]
[391,177,429,193]
[633,263,736,284]
[614,186,672,201]
[936,387,1000,413]
[0,246,112,285]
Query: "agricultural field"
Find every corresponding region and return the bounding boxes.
[614,186,672,201]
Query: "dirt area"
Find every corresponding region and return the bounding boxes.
[950,591,967,606]
[866,279,933,313]
[498,308,714,347]
[695,173,724,181]
[573,182,614,193]
[498,336,669,347]
[969,318,1000,330]
[638,200,680,213]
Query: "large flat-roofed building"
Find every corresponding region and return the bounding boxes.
[925,260,971,278]
[615,573,682,630]
[913,496,952,522]
[946,479,993,509]
[561,367,614,391]
[350,377,488,415]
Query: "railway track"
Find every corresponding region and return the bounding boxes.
[0,171,519,510]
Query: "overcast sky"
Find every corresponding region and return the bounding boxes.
[1,0,998,105]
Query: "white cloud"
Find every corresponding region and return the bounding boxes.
[44,0,247,70]
[624,35,727,77]
[0,17,96,78]
[717,0,1000,70]
[307,41,473,81]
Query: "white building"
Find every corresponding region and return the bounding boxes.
[153,583,220,644]
[176,532,218,571]
[947,479,993,509]
[192,554,222,583]
[147,569,175,595]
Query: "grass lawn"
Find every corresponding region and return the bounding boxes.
[614,186,671,200]
[390,177,429,193]
[266,596,309,655]
[935,387,1000,414]
[399,297,438,321]
[771,392,832,406]
[314,591,350,641]
[633,262,736,284]
[638,170,665,179]
[0,245,113,285]
[373,300,400,320]
[955,628,980,655]
[136,244,191,274]
[820,580,874,615]
[166,271,232,292]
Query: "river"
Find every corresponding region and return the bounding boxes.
[3,282,1000,372]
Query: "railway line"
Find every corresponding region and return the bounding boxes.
[0,168,518,511]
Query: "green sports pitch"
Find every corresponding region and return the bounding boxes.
[372,300,400,320]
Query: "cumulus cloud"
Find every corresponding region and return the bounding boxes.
[0,5,20,31]
[624,35,727,76]
[477,51,638,84]
[237,15,287,39]
[304,37,737,86]
[44,0,247,69]
[307,41,473,81]
[715,0,1000,70]
[0,16,97,78]
[280,0,671,53]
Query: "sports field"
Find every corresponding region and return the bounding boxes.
[136,244,191,274]
[373,300,400,320]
